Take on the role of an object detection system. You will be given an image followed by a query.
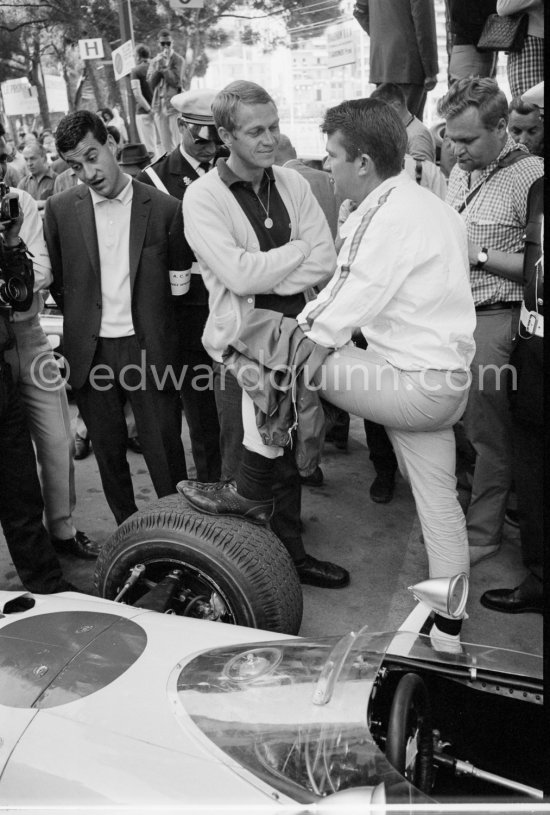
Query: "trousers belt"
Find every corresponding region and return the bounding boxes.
[520,302,544,337]
[475,301,521,312]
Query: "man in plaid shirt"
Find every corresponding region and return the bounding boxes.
[438,77,543,566]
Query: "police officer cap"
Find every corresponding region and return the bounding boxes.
[171,89,217,126]
[521,81,544,112]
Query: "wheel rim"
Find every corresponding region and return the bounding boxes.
[110,556,238,624]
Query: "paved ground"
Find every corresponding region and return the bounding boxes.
[0,405,542,658]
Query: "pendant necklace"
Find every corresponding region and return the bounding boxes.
[254,176,273,229]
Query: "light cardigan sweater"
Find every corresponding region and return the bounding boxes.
[182,164,336,362]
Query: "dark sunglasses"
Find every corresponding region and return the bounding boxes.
[160,40,171,46]
[186,124,222,146]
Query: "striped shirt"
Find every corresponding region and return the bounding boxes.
[446,136,543,306]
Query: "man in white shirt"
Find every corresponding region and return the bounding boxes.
[182,98,476,648]
[44,111,193,525]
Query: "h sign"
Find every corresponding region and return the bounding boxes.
[79,38,105,60]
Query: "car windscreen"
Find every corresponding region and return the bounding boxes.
[174,629,433,805]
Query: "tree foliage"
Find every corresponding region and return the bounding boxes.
[0,0,342,124]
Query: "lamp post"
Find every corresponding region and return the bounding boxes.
[117,0,138,141]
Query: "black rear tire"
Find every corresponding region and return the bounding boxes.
[385,672,434,793]
[93,494,303,634]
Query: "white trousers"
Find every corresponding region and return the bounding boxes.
[242,344,471,580]
[6,316,76,539]
[154,112,180,153]
[135,112,161,156]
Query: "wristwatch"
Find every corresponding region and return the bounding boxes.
[476,246,489,270]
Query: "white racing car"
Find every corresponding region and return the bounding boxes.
[0,564,544,814]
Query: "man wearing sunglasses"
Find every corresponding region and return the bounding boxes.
[137,89,222,483]
[147,29,185,153]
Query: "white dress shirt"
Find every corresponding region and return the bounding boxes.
[298,171,476,372]
[90,175,134,338]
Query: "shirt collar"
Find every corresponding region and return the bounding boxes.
[217,158,275,189]
[179,147,203,172]
[457,135,528,185]
[340,171,407,238]
[89,173,133,206]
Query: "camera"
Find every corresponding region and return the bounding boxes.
[0,182,21,227]
[0,183,33,311]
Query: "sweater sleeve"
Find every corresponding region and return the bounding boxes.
[271,172,336,295]
[183,179,313,297]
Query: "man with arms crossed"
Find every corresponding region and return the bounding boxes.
[182,80,348,589]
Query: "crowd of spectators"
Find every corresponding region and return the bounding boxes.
[0,9,544,639]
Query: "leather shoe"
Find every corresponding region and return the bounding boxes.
[469,544,500,565]
[51,530,100,560]
[369,473,395,504]
[127,436,143,454]
[74,434,90,460]
[480,576,543,614]
[300,466,324,487]
[296,554,350,589]
[177,480,273,525]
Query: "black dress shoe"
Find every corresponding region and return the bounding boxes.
[369,473,395,504]
[177,480,274,525]
[299,466,324,487]
[74,434,90,460]
[51,530,100,560]
[127,436,143,454]
[296,555,350,588]
[480,577,543,614]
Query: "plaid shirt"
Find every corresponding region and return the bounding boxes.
[446,136,543,306]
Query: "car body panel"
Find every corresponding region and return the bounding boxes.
[0,591,543,810]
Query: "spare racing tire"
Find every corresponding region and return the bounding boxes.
[94,494,303,635]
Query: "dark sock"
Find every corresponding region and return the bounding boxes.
[434,613,462,635]
[236,449,275,502]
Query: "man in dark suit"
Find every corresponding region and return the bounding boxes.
[137,89,222,482]
[353,0,439,120]
[44,111,193,525]
[273,133,339,240]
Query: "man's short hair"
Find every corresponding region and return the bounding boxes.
[212,81,276,132]
[106,124,121,145]
[370,83,406,107]
[135,43,150,60]
[55,111,109,154]
[24,142,48,159]
[321,98,407,179]
[509,96,540,117]
[437,77,508,129]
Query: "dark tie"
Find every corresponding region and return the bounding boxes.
[198,162,210,174]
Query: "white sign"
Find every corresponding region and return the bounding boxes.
[79,38,105,60]
[0,77,39,116]
[44,74,69,113]
[327,22,356,69]
[167,0,204,10]
[112,40,135,80]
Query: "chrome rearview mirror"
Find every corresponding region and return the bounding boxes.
[408,573,468,619]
